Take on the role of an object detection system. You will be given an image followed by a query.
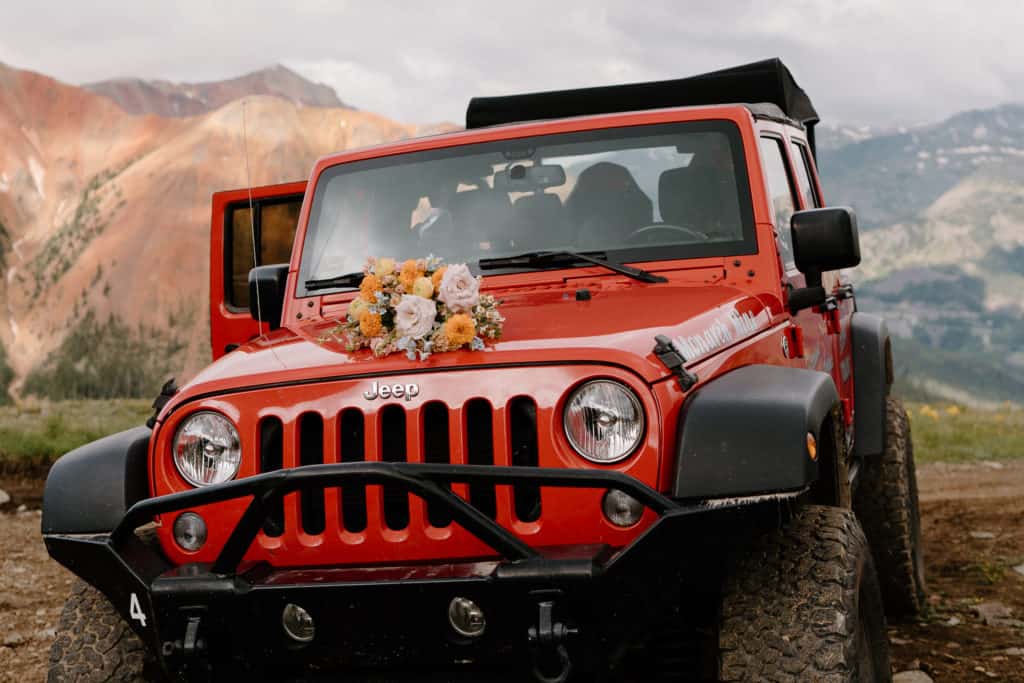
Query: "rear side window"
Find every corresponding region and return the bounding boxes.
[789,141,820,208]
[758,137,798,268]
[226,197,302,309]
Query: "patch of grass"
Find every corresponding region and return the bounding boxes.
[907,401,1024,463]
[0,399,151,475]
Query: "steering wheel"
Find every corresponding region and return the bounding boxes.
[625,222,709,244]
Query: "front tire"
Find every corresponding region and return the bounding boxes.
[854,398,927,619]
[48,580,159,682]
[718,505,891,682]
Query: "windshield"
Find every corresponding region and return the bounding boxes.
[298,121,755,294]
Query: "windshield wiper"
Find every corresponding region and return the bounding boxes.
[478,250,667,283]
[304,271,365,291]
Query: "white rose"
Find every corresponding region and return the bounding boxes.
[394,295,437,340]
[437,263,480,313]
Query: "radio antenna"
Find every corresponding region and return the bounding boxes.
[242,98,264,337]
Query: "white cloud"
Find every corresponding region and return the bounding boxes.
[0,0,1021,127]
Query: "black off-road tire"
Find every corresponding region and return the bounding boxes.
[48,580,159,682]
[718,505,891,682]
[854,397,927,620]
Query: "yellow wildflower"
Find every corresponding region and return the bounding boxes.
[359,274,382,302]
[431,266,447,290]
[399,259,422,290]
[347,297,367,320]
[442,314,476,347]
[358,310,383,337]
[412,276,434,298]
[945,405,961,416]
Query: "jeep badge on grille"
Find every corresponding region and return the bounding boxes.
[363,381,420,401]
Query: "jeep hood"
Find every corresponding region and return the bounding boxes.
[175,281,777,409]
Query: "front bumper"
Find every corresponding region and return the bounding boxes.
[45,462,737,681]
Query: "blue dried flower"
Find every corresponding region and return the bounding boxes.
[470,337,485,351]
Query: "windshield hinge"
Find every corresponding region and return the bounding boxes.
[653,335,699,391]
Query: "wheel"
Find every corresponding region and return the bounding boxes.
[854,397,927,619]
[48,580,159,682]
[718,505,892,682]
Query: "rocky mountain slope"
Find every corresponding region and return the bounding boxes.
[0,62,416,400]
[84,64,348,118]
[818,104,1024,405]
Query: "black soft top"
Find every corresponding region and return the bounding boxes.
[466,58,819,155]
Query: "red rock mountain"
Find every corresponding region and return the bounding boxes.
[84,64,349,118]
[0,61,420,397]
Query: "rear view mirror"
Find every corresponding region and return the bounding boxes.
[248,264,289,330]
[493,164,567,191]
[791,207,860,288]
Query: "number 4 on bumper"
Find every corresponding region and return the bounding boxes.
[130,592,147,627]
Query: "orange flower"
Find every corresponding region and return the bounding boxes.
[431,266,447,290]
[442,314,476,347]
[358,310,383,337]
[359,274,382,302]
[399,259,422,290]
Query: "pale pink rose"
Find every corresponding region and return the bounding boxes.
[394,294,437,339]
[437,263,480,313]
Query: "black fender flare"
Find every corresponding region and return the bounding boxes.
[672,365,839,499]
[42,426,151,534]
[851,313,893,458]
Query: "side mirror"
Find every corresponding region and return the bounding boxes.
[791,207,861,288]
[248,264,289,330]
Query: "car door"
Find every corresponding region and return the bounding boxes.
[757,135,832,378]
[788,139,856,423]
[210,181,306,359]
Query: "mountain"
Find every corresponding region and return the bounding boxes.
[84,64,349,118]
[817,104,1024,406]
[0,62,416,400]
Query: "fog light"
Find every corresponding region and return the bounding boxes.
[448,597,486,638]
[172,512,207,551]
[602,489,644,527]
[282,603,315,643]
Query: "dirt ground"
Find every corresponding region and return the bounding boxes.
[1,463,1022,682]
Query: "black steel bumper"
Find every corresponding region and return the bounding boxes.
[44,463,742,681]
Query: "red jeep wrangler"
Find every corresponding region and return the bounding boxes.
[43,59,924,682]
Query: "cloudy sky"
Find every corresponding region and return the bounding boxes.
[2,1,1022,127]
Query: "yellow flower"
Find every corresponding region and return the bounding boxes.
[431,266,447,290]
[376,257,396,274]
[399,259,422,290]
[442,314,476,347]
[359,274,382,302]
[412,276,434,298]
[945,405,961,416]
[358,310,383,337]
[347,297,367,320]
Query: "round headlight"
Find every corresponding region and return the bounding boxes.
[563,380,644,463]
[172,411,241,487]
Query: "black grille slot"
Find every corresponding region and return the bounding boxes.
[509,397,541,522]
[298,413,325,535]
[380,406,409,530]
[259,417,284,537]
[422,402,452,527]
[465,399,497,519]
[339,409,367,532]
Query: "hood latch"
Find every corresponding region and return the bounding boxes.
[653,335,699,391]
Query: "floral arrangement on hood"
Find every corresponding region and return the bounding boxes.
[323,256,504,360]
